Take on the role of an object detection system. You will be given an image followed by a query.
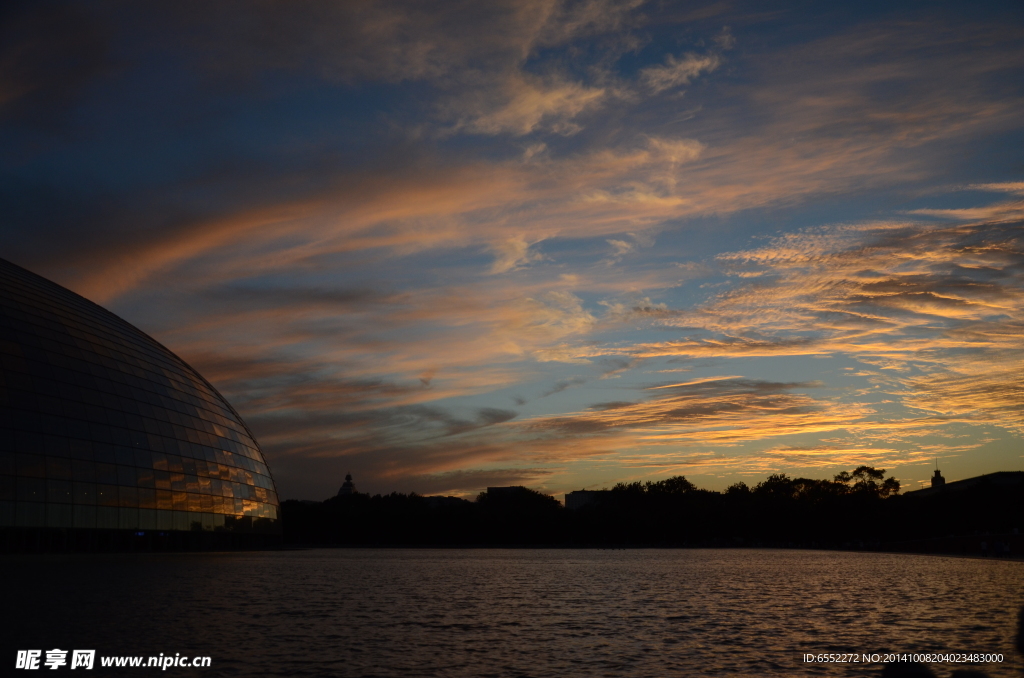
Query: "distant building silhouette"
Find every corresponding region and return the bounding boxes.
[565,489,610,510]
[338,474,356,496]
[907,471,1023,498]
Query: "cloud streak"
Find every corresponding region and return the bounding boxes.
[2,2,1022,498]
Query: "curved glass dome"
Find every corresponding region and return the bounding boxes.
[0,258,280,536]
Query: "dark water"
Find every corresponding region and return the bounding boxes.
[4,549,1022,676]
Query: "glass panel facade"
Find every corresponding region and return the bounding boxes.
[0,258,280,534]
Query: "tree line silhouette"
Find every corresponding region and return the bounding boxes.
[281,466,1022,550]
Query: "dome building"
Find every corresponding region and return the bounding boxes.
[0,258,281,550]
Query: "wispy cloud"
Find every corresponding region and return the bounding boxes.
[3,3,1022,498]
[641,53,720,94]
[490,236,548,273]
[525,377,861,441]
[446,73,606,136]
[575,215,1024,438]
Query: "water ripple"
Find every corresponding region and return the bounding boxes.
[3,549,1023,677]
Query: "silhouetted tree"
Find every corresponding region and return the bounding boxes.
[647,476,696,494]
[835,466,900,498]
[281,467,1019,553]
[475,486,564,544]
[725,482,750,496]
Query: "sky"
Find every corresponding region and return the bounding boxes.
[2,0,1022,501]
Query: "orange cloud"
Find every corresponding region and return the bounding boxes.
[16,10,1020,499]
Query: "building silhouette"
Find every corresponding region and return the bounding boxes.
[906,471,1023,498]
[338,474,356,496]
[0,258,281,550]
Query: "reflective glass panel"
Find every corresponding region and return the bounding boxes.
[0,258,280,535]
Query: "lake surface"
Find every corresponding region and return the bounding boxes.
[4,549,1022,676]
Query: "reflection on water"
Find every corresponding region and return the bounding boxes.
[4,549,1022,676]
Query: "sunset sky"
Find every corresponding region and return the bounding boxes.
[2,0,1022,500]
